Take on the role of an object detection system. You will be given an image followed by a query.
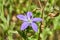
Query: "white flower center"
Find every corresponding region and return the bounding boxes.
[28,18,32,23]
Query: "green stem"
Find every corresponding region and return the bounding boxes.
[37,0,48,40]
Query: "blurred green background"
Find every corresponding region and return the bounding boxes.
[0,0,60,40]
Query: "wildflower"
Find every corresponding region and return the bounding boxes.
[17,12,42,32]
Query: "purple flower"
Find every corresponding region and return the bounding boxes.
[17,12,42,32]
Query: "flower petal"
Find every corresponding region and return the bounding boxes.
[32,18,42,22]
[17,15,27,21]
[27,12,32,19]
[21,22,29,30]
[31,23,38,32]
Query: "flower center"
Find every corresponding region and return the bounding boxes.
[28,18,32,23]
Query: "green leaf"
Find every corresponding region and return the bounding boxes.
[53,15,60,30]
[40,28,52,40]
